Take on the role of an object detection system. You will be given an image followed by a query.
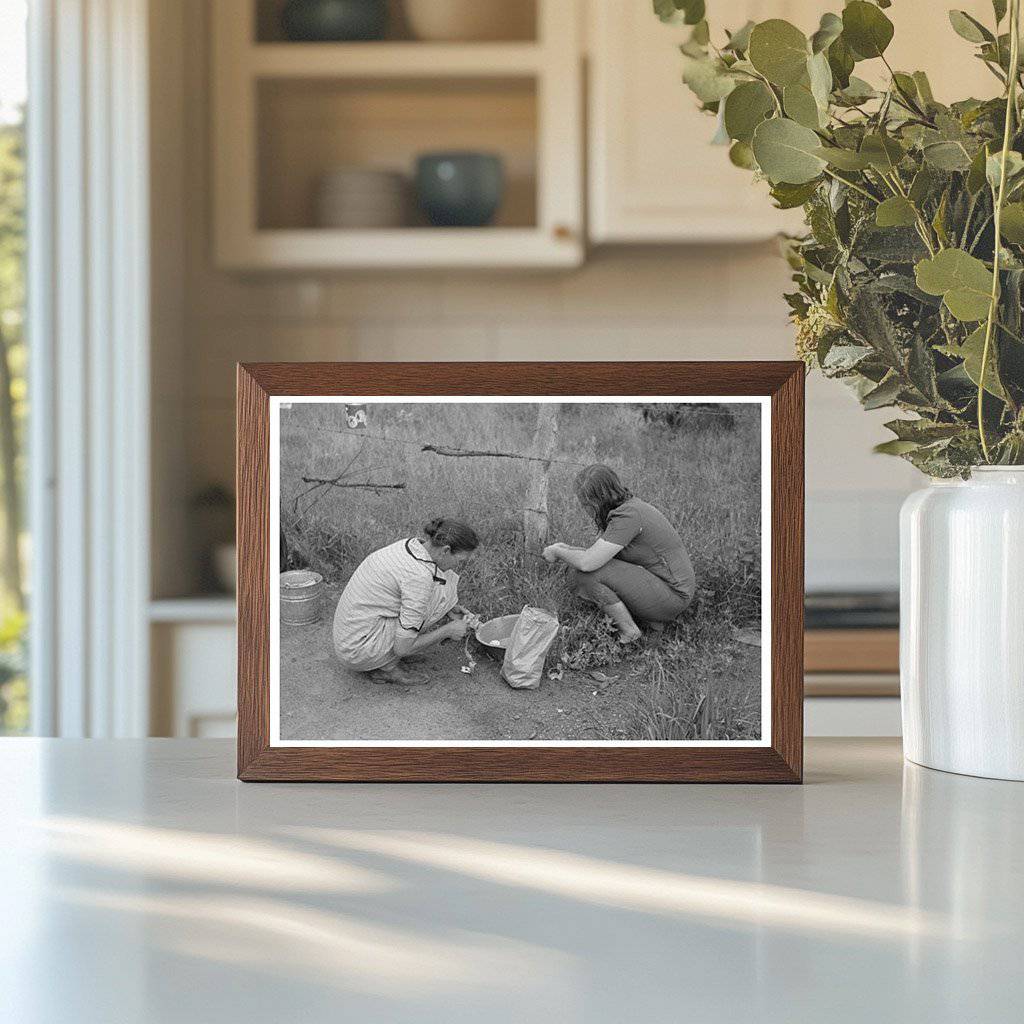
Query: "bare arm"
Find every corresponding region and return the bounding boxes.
[544,538,622,573]
[393,618,468,659]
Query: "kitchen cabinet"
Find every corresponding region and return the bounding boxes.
[587,1,812,243]
[587,0,999,244]
[211,0,583,269]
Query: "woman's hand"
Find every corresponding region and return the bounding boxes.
[444,618,471,640]
[542,543,562,564]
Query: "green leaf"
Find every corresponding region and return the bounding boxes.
[915,249,994,321]
[909,165,936,205]
[681,55,736,103]
[807,51,833,110]
[1000,202,1024,242]
[724,20,755,53]
[653,0,676,23]
[842,1,894,60]
[912,71,935,105]
[827,35,855,89]
[862,375,902,409]
[856,226,929,263]
[836,75,877,104]
[885,418,963,443]
[728,140,758,169]
[814,145,872,170]
[654,0,705,25]
[783,83,822,128]
[860,133,905,172]
[993,0,1008,24]
[770,179,820,209]
[748,19,810,87]
[967,142,993,193]
[923,141,973,171]
[908,334,941,403]
[689,20,710,46]
[822,342,874,373]
[810,12,843,54]
[875,196,918,228]
[710,108,731,145]
[847,284,908,371]
[986,150,1024,190]
[874,439,922,455]
[752,117,827,184]
[948,10,993,44]
[723,81,775,143]
[958,324,1007,398]
[932,190,950,246]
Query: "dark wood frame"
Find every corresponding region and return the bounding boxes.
[237,362,804,782]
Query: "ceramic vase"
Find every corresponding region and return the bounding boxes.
[900,467,1024,780]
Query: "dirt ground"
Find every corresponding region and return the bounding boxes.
[279,586,760,742]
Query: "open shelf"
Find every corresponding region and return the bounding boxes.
[257,76,537,232]
[149,597,237,624]
[249,42,544,77]
[213,0,581,268]
[254,0,538,45]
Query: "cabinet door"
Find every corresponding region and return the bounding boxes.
[589,1,815,243]
[588,1,1003,245]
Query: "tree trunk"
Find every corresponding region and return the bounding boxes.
[523,403,559,555]
[0,325,21,609]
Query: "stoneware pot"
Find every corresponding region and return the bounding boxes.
[415,152,504,227]
[280,0,387,42]
[900,467,1024,780]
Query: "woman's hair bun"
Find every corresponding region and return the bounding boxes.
[421,517,480,553]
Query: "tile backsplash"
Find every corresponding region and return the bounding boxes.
[168,247,917,595]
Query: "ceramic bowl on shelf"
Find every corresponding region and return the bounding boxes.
[314,167,409,228]
[280,0,388,42]
[403,0,534,42]
[414,152,504,227]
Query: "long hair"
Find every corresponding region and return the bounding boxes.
[422,517,480,553]
[574,464,633,530]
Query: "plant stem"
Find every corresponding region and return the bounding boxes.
[880,54,930,120]
[979,0,1021,463]
[821,167,879,203]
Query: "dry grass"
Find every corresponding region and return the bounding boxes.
[279,400,762,740]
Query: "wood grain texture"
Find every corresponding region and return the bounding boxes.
[236,361,805,783]
[236,366,270,776]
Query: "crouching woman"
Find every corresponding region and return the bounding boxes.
[543,465,696,643]
[333,517,479,684]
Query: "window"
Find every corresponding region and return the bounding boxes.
[0,0,28,734]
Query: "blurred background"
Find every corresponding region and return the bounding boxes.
[0,0,999,740]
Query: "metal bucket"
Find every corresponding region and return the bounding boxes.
[474,613,520,660]
[280,569,324,626]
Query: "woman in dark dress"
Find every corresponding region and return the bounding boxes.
[543,465,696,643]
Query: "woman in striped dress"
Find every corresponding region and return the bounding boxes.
[333,517,480,685]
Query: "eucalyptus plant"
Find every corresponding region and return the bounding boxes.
[658,0,1024,475]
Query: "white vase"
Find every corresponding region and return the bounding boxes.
[900,467,1024,780]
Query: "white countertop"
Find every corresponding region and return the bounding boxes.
[2,738,1021,1023]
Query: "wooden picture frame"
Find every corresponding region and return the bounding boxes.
[237,362,804,782]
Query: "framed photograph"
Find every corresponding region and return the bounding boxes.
[237,362,803,782]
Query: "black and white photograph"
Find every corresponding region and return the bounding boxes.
[270,397,769,746]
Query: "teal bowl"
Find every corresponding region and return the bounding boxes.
[415,152,505,228]
[281,0,388,42]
